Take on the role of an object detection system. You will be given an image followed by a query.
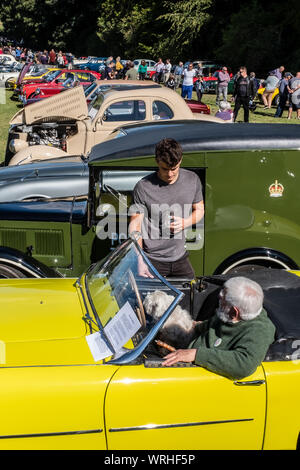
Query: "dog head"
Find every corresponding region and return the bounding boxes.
[143,290,200,352]
[143,290,175,321]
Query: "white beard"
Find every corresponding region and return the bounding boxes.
[216,305,235,324]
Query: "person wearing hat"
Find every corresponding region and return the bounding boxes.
[274,72,293,118]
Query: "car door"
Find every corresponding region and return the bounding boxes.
[105,363,267,450]
[0,364,119,449]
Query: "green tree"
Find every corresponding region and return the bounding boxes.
[158,0,212,58]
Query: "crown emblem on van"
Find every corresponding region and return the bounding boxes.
[269,180,284,197]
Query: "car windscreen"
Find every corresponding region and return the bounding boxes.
[88,92,105,117]
[45,70,61,82]
[85,239,182,362]
[84,82,97,97]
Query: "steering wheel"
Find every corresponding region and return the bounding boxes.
[128,270,146,328]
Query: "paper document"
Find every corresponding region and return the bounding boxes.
[86,301,141,361]
[85,331,113,362]
[104,301,141,352]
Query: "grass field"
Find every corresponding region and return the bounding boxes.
[1,87,299,164]
[0,89,23,162]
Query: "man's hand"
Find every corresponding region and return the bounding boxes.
[138,256,154,278]
[162,348,197,366]
[169,216,185,234]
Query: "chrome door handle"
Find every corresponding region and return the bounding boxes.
[234,380,265,386]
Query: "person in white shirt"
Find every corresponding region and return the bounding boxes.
[181,63,196,99]
[154,58,165,83]
[163,59,172,85]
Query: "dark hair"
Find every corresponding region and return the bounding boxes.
[155,138,183,167]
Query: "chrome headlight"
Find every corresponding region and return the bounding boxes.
[9,139,29,153]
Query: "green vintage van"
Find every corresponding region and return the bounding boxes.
[1,120,300,278]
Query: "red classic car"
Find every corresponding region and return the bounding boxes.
[19,69,101,102]
[186,99,210,114]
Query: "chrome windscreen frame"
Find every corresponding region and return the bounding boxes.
[106,238,184,365]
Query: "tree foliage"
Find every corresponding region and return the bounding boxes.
[1,0,300,75]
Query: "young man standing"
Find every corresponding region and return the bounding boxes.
[181,63,196,100]
[129,138,204,279]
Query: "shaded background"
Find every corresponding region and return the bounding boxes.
[0,0,299,77]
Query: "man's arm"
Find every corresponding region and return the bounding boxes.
[129,212,154,278]
[128,212,144,249]
[170,200,204,234]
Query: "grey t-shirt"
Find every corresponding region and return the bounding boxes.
[131,169,203,262]
[289,77,300,106]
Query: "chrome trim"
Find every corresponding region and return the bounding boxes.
[234,380,265,386]
[222,256,290,274]
[109,418,253,432]
[0,257,40,278]
[107,241,184,365]
[0,429,103,439]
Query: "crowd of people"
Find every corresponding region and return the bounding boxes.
[1,40,300,122]
[0,43,74,68]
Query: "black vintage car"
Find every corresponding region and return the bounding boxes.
[1,121,300,280]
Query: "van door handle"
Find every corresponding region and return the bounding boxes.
[234,380,265,386]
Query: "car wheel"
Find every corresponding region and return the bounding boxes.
[5,77,15,89]
[0,264,27,278]
[224,264,268,275]
[273,95,280,107]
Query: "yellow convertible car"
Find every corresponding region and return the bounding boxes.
[0,238,299,450]
[257,86,279,106]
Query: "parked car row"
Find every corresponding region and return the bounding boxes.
[6,84,219,166]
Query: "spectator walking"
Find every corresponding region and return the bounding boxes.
[49,48,56,65]
[40,50,49,65]
[104,61,115,80]
[174,61,184,89]
[287,72,300,119]
[262,72,280,109]
[181,63,196,100]
[233,66,254,122]
[125,61,138,80]
[216,66,230,104]
[154,58,164,84]
[163,59,172,85]
[138,60,147,80]
[274,72,293,118]
[195,74,205,102]
[115,56,124,79]
[15,47,21,61]
[249,72,260,97]
[57,51,64,68]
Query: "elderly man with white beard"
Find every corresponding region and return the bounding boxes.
[162,276,275,380]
